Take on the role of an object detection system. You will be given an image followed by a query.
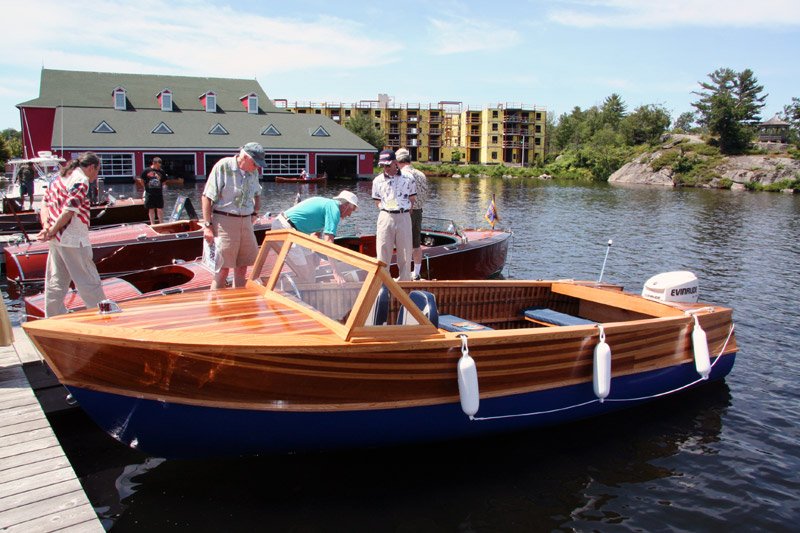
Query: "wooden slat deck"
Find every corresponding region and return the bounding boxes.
[0,327,104,533]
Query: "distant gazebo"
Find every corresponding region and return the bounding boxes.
[758,115,791,143]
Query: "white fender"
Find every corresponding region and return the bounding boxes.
[593,326,611,401]
[458,353,480,416]
[692,316,711,380]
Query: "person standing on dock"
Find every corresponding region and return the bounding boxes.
[201,143,264,290]
[37,152,106,317]
[396,148,428,281]
[372,149,415,281]
[18,162,36,210]
[139,157,167,225]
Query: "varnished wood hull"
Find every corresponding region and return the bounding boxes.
[24,277,737,458]
[5,217,273,284]
[275,176,327,183]
[0,198,149,236]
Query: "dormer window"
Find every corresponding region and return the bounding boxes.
[113,86,127,111]
[158,89,173,112]
[200,91,216,113]
[241,92,258,114]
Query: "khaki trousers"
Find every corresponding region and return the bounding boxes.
[376,210,412,281]
[44,243,105,317]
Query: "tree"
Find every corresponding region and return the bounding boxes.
[601,93,627,128]
[674,111,696,133]
[0,136,10,168]
[343,112,384,151]
[691,68,767,153]
[1,128,22,160]
[619,104,672,145]
[781,97,800,144]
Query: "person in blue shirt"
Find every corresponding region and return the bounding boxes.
[272,190,358,283]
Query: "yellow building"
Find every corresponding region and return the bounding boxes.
[275,95,546,166]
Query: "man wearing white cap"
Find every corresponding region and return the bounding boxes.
[372,149,416,281]
[272,190,359,283]
[202,142,264,290]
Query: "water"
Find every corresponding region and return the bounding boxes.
[4,178,800,531]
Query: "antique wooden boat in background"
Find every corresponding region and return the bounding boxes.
[275,175,327,183]
[8,216,508,285]
[5,215,275,284]
[23,219,510,317]
[23,230,738,459]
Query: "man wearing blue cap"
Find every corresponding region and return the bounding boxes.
[372,149,416,281]
[202,142,264,290]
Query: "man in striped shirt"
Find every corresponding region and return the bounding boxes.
[37,152,106,317]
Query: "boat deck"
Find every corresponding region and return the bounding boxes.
[0,327,104,532]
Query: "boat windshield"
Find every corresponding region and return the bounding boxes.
[253,236,371,325]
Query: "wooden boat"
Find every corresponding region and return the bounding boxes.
[275,175,327,183]
[5,215,275,284]
[23,218,509,316]
[8,216,508,285]
[0,194,147,236]
[22,229,738,459]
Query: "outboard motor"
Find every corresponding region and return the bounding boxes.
[642,271,699,303]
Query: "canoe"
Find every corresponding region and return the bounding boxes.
[22,229,738,459]
[5,215,275,284]
[22,219,510,317]
[275,175,327,183]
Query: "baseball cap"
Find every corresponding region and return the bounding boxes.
[395,148,411,162]
[241,142,267,168]
[377,149,396,166]
[334,190,359,209]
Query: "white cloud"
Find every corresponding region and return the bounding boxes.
[545,0,800,28]
[1,0,399,77]
[427,16,522,55]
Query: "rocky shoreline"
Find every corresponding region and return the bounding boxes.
[609,135,800,192]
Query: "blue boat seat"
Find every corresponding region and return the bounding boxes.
[366,285,390,326]
[519,306,596,327]
[438,315,494,332]
[397,290,439,327]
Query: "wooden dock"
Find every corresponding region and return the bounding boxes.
[0,326,104,532]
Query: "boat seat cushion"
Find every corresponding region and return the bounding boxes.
[397,290,439,327]
[438,315,494,332]
[519,306,596,327]
[366,285,390,326]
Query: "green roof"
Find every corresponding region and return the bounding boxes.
[21,69,375,153]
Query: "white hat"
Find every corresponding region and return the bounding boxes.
[334,190,359,209]
[396,148,411,162]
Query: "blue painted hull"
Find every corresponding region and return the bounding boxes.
[67,353,736,459]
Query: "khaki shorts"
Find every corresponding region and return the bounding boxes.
[212,213,258,268]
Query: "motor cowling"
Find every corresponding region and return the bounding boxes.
[642,271,699,303]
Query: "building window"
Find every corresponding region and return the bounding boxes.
[159,89,172,111]
[98,153,134,179]
[492,123,498,131]
[375,111,381,118]
[248,94,258,114]
[92,121,115,134]
[311,126,330,137]
[113,87,126,110]
[492,136,498,144]
[209,123,229,135]
[262,154,307,175]
[262,124,281,136]
[493,111,498,119]
[152,122,174,134]
[492,151,497,160]
[205,93,216,113]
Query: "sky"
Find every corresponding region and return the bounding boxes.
[2,0,799,131]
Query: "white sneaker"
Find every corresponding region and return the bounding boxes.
[411,273,421,281]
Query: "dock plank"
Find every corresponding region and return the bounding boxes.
[0,328,104,533]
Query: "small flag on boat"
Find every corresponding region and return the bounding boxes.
[293,191,301,205]
[485,194,499,229]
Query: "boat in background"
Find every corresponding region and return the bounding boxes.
[23,217,510,317]
[275,175,327,183]
[23,229,738,459]
[5,215,275,284]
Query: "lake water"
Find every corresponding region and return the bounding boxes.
[4,177,799,531]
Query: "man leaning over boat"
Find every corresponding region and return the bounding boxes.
[272,190,359,283]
